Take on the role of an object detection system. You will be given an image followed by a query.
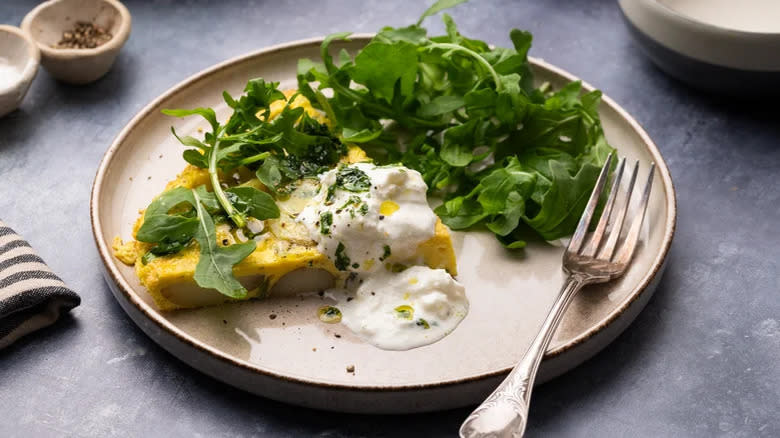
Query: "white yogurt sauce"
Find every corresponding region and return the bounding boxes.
[296,162,469,350]
[298,162,438,273]
[332,266,468,350]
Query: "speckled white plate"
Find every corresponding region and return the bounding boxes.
[90,36,676,413]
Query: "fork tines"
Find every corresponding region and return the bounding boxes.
[567,153,655,265]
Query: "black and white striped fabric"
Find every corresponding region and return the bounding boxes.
[0,220,80,349]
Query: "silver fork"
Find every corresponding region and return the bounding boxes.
[459,153,655,438]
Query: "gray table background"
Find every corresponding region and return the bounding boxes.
[1,0,778,436]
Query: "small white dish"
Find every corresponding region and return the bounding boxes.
[620,0,780,95]
[0,25,40,117]
[21,0,131,85]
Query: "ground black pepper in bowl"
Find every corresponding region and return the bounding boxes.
[54,22,112,49]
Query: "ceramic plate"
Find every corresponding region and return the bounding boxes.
[91,36,676,414]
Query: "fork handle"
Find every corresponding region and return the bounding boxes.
[459,274,589,438]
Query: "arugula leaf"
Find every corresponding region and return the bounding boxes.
[417,0,469,25]
[256,155,284,190]
[476,159,535,214]
[496,230,528,250]
[435,197,487,229]
[523,160,602,240]
[352,41,418,104]
[223,79,285,133]
[463,88,497,118]
[486,191,526,236]
[170,127,210,151]
[321,32,352,73]
[342,126,383,143]
[225,187,280,220]
[399,138,461,191]
[143,187,197,217]
[478,160,536,235]
[510,29,533,60]
[191,189,256,299]
[440,142,473,167]
[440,119,480,166]
[193,185,221,212]
[162,108,218,133]
[182,149,208,168]
[136,215,198,244]
[136,187,204,260]
[418,95,465,117]
[163,106,247,228]
[376,25,428,45]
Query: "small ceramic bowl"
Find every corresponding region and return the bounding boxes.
[619,0,780,96]
[21,0,131,85]
[0,25,40,117]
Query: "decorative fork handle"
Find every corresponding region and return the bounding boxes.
[460,274,589,438]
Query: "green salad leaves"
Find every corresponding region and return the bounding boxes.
[297,0,613,247]
[138,0,612,298]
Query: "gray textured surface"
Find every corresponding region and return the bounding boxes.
[1,0,778,436]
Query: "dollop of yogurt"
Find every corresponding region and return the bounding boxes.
[335,266,468,350]
[297,162,437,273]
[298,162,469,350]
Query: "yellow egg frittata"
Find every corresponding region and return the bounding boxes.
[114,92,457,311]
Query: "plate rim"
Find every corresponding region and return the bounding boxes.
[90,35,677,392]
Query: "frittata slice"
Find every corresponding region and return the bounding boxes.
[113,163,456,311]
[113,92,457,311]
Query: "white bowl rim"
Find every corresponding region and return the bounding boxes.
[0,25,40,95]
[653,0,780,36]
[620,0,780,71]
[20,0,132,59]
[90,35,678,391]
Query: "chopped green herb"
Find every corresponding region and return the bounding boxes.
[416,318,431,329]
[386,263,408,273]
[320,211,333,235]
[379,245,392,262]
[334,165,371,192]
[334,242,351,271]
[325,184,337,205]
[141,251,157,265]
[340,195,363,209]
[336,195,364,219]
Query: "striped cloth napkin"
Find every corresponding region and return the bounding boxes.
[0,220,80,349]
